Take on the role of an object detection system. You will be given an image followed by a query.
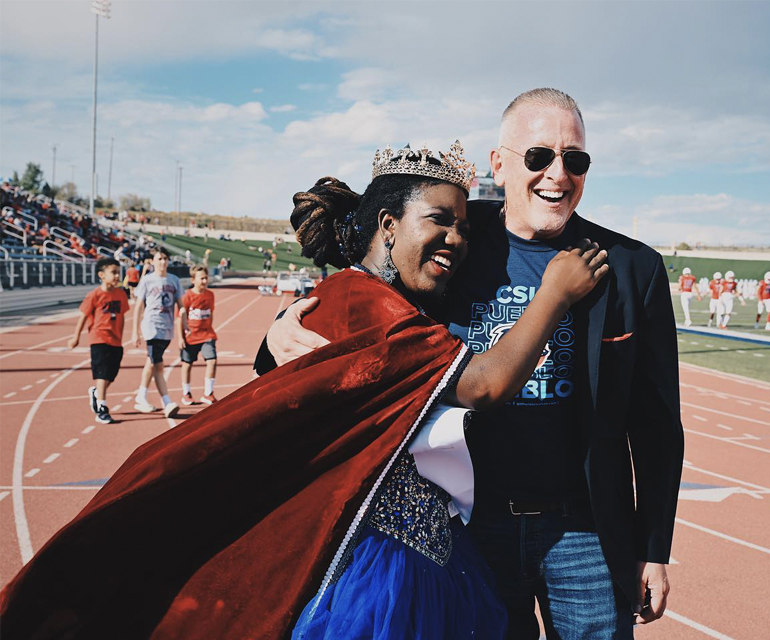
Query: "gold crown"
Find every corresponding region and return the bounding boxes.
[371,140,476,192]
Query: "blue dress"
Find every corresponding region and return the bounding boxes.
[292,454,508,639]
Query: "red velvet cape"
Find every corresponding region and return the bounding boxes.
[1,269,467,640]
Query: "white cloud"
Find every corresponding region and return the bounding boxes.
[586,194,770,247]
[270,104,297,113]
[337,68,399,101]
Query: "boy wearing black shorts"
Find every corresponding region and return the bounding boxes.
[69,258,129,424]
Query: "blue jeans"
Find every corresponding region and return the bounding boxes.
[467,510,634,639]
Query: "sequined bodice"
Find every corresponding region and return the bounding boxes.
[368,453,452,566]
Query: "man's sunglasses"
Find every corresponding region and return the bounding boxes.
[499,146,591,176]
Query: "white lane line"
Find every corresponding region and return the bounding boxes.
[0,491,10,502]
[36,378,47,384]
[681,402,770,427]
[738,400,752,406]
[680,362,770,390]
[64,438,79,448]
[0,485,101,491]
[112,404,122,412]
[691,415,707,422]
[681,382,770,407]
[0,334,70,361]
[684,428,770,454]
[82,425,96,434]
[762,407,770,413]
[676,518,770,555]
[716,424,733,431]
[0,383,244,407]
[664,610,735,640]
[21,385,33,391]
[4,391,17,398]
[43,453,60,464]
[24,469,40,478]
[123,395,133,403]
[683,461,770,492]
[12,357,90,564]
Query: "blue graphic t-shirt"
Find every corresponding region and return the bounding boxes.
[441,205,588,503]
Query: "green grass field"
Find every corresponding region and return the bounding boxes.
[659,254,768,282]
[150,233,325,274]
[672,292,770,382]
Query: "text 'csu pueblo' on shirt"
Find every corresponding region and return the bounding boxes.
[80,287,130,347]
[440,207,589,503]
[182,289,217,344]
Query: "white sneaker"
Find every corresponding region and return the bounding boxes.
[134,399,157,413]
[88,386,98,413]
[164,402,179,418]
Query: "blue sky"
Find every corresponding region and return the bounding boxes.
[2,0,769,246]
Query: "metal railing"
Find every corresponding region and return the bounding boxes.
[17,210,39,231]
[50,225,81,244]
[0,246,9,260]
[1,258,98,289]
[1,220,27,245]
[43,240,86,262]
[97,246,115,257]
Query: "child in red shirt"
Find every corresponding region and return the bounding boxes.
[68,258,130,424]
[177,266,218,405]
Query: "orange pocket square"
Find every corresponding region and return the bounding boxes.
[601,332,634,343]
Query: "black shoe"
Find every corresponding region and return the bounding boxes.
[88,386,98,413]
[95,405,115,424]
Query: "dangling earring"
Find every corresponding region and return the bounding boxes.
[379,239,398,285]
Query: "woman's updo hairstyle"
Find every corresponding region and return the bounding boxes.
[292,169,447,268]
[291,177,361,269]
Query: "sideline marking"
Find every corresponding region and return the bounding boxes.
[64,438,79,448]
[684,428,770,454]
[681,382,770,407]
[664,610,735,640]
[680,362,770,390]
[676,518,770,555]
[691,415,707,422]
[0,334,71,361]
[681,402,770,427]
[716,424,733,431]
[43,453,60,464]
[12,358,89,564]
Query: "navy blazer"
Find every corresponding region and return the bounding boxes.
[465,201,684,604]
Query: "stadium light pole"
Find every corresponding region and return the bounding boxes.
[51,144,58,187]
[107,136,114,201]
[89,0,111,218]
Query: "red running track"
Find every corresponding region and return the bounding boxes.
[1,281,767,639]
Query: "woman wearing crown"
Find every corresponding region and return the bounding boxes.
[0,142,607,639]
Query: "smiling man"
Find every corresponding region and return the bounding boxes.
[257,88,684,639]
[441,88,683,638]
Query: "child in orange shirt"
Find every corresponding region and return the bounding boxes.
[177,266,218,405]
[68,258,130,424]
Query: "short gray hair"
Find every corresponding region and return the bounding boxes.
[502,88,584,127]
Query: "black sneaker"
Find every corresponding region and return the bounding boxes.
[88,386,98,413]
[95,405,115,424]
